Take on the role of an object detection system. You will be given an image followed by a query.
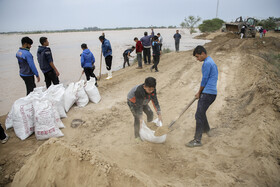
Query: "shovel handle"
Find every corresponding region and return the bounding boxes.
[168,97,197,128]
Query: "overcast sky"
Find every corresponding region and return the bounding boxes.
[0,0,279,32]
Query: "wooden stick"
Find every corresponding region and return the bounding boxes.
[99,49,102,80]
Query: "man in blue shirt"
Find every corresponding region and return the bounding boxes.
[186,45,218,147]
[16,37,40,95]
[99,35,113,79]
[80,43,98,86]
[37,37,60,88]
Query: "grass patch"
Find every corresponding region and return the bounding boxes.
[260,53,280,76]
[162,48,172,54]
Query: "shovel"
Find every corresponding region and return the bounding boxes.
[154,97,197,136]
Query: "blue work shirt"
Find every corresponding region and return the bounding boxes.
[101,39,112,58]
[201,56,218,95]
[16,48,39,77]
[81,48,95,68]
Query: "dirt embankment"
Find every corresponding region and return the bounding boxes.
[1,32,280,187]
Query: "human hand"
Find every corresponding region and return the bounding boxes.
[195,93,200,99]
[36,76,40,82]
[55,70,60,77]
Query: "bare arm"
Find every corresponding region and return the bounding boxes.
[49,62,60,76]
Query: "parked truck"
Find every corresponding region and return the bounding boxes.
[225,16,256,38]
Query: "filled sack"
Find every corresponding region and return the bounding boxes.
[33,99,64,140]
[85,78,101,104]
[9,96,35,140]
[45,84,67,118]
[140,118,167,143]
[74,80,89,107]
[64,83,77,112]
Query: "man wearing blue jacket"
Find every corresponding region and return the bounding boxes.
[140,28,154,65]
[80,43,97,86]
[37,37,60,88]
[16,37,40,95]
[99,35,113,79]
[186,45,218,148]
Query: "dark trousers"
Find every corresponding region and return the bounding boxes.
[105,55,112,70]
[194,93,216,141]
[175,41,180,52]
[123,54,130,68]
[44,69,59,88]
[151,55,160,71]
[84,67,97,81]
[137,53,142,67]
[127,100,154,138]
[143,47,151,64]
[0,124,7,140]
[21,75,36,95]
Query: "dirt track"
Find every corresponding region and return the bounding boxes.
[1,32,280,187]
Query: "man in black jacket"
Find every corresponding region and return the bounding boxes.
[127,77,162,140]
[150,36,161,72]
[37,37,60,88]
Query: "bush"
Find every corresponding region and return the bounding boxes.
[198,18,224,32]
[162,48,171,54]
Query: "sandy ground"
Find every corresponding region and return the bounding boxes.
[1,31,280,187]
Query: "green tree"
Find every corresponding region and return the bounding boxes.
[180,22,186,28]
[198,18,224,32]
[183,15,201,34]
[258,17,279,30]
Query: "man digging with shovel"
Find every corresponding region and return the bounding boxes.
[154,46,218,147]
[186,45,218,147]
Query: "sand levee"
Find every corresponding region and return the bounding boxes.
[1,31,280,186]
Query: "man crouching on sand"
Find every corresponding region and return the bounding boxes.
[186,45,218,148]
[127,77,162,141]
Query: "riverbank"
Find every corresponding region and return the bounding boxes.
[1,31,280,186]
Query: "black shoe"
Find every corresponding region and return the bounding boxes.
[155,70,159,72]
[185,139,202,147]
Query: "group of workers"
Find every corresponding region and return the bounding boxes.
[1,29,217,148]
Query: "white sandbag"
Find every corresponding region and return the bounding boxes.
[45,84,67,118]
[33,99,64,140]
[75,80,89,107]
[11,96,35,140]
[5,104,15,130]
[85,78,101,104]
[33,86,46,93]
[140,118,167,143]
[64,83,77,112]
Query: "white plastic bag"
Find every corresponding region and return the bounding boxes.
[11,96,35,140]
[85,78,101,104]
[64,83,77,112]
[75,80,89,107]
[45,84,67,118]
[5,104,15,130]
[33,99,64,140]
[140,118,167,143]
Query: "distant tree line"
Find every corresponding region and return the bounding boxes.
[256,17,280,30]
[0,25,179,34]
[181,16,280,33]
